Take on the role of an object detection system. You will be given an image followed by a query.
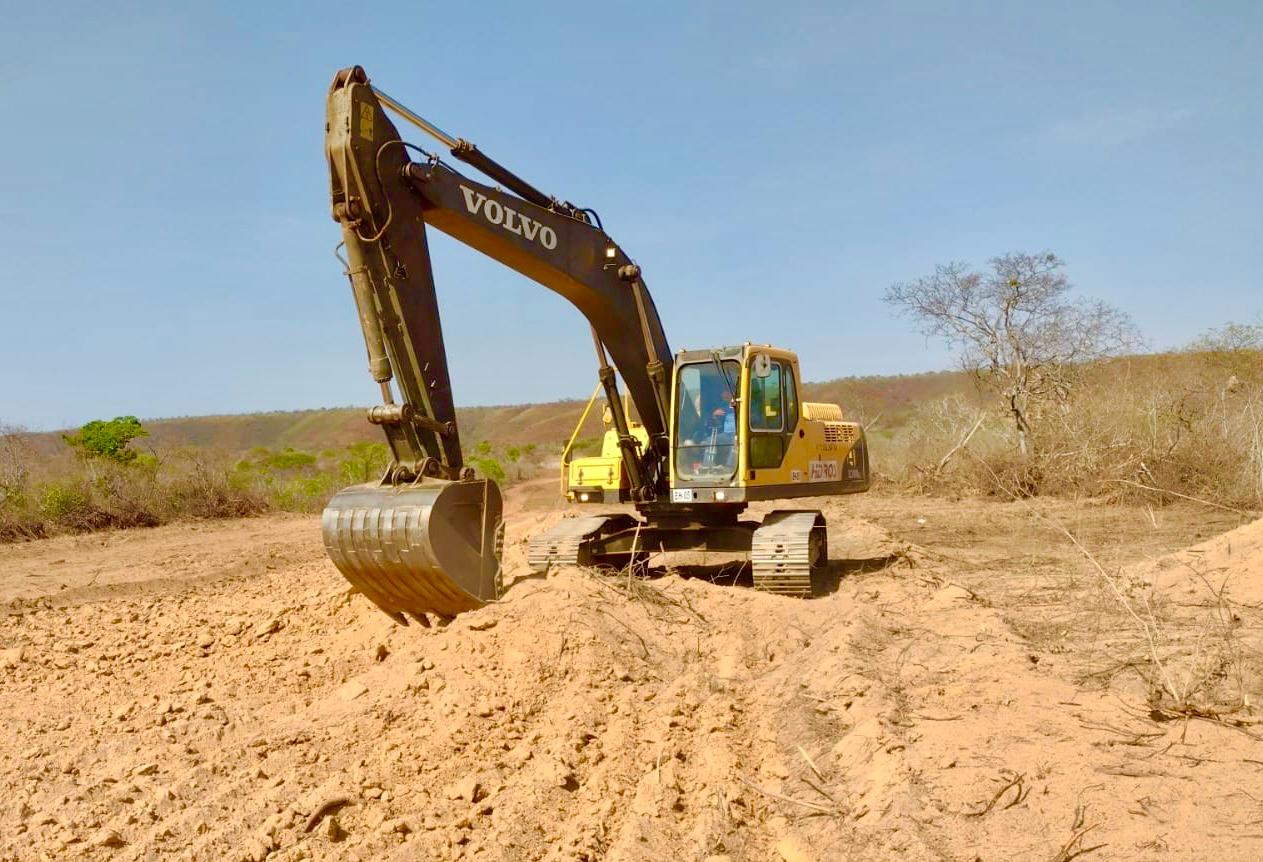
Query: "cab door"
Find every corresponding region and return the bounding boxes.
[746,355,799,471]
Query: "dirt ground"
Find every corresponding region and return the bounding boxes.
[1,484,1260,861]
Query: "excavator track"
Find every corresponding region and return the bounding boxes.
[527,514,638,572]
[750,511,826,597]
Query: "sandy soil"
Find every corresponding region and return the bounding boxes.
[1,487,1260,861]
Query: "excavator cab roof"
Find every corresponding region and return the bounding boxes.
[674,344,798,364]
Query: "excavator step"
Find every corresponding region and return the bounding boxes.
[750,511,826,597]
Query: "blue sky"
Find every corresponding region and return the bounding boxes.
[1,1,1259,430]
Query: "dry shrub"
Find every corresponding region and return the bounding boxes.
[0,432,410,543]
[0,427,45,540]
[0,441,267,543]
[158,452,268,519]
[1038,352,1263,507]
[884,348,1263,510]
[878,395,992,493]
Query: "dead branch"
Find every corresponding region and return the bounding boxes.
[593,607,651,659]
[933,413,986,476]
[1107,478,1259,516]
[1049,823,1107,862]
[303,796,350,832]
[1095,763,1182,779]
[802,776,838,804]
[796,745,827,784]
[737,775,836,814]
[1077,718,1163,746]
[968,771,1028,816]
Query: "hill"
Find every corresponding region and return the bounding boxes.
[18,368,977,458]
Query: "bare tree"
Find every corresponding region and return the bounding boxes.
[1188,320,1263,387]
[885,252,1140,455]
[0,424,32,506]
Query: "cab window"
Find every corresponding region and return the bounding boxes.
[749,362,783,431]
[749,358,791,469]
[674,360,740,480]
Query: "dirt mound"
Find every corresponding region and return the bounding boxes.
[0,549,872,860]
[0,504,904,861]
[1136,514,1263,603]
[1,500,1261,861]
[1094,515,1263,718]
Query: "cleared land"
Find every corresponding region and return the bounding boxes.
[1,485,1260,861]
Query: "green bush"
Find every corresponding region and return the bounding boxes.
[64,416,149,464]
[470,456,506,484]
[339,441,389,484]
[268,473,340,512]
[38,482,90,520]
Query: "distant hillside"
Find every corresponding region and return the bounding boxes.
[804,370,978,431]
[19,368,978,458]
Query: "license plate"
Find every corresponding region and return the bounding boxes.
[671,488,693,503]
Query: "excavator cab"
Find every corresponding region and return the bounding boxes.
[557,343,871,506]
[531,344,869,593]
[668,344,870,504]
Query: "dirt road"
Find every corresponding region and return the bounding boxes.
[1,490,1260,861]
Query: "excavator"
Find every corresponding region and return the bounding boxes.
[321,67,870,623]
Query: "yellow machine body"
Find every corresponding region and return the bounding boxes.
[563,344,869,506]
[666,344,869,504]
[566,425,651,503]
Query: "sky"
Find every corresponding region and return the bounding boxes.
[1,1,1259,430]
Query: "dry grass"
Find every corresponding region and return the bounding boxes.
[5,345,1260,547]
[949,451,1262,726]
[0,438,268,542]
[879,349,1263,513]
[0,421,555,544]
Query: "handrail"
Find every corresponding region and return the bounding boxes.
[560,382,605,496]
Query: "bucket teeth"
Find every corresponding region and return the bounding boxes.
[322,479,503,621]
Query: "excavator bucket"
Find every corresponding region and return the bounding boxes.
[321,478,503,623]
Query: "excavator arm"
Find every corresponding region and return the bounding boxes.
[322,66,674,620]
[326,74,465,481]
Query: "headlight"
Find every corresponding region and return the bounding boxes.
[579,492,590,502]
[714,490,726,501]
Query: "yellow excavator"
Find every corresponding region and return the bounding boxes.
[321,67,870,623]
